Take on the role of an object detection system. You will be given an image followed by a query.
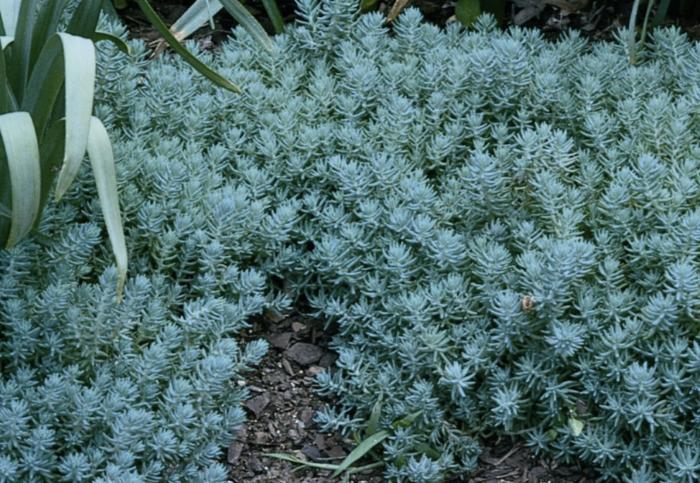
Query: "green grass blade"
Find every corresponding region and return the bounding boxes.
[366,398,382,437]
[52,33,96,201]
[134,0,241,93]
[391,410,422,429]
[261,0,284,34]
[86,116,127,300]
[639,0,655,51]
[263,453,341,471]
[0,35,11,48]
[628,0,642,65]
[0,112,41,247]
[219,0,274,51]
[331,430,388,478]
[0,0,20,36]
[169,0,224,41]
[92,31,131,54]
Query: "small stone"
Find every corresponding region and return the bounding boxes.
[291,321,307,332]
[254,431,270,445]
[268,332,292,349]
[301,444,323,461]
[326,446,347,459]
[226,425,248,465]
[227,441,244,465]
[319,352,337,368]
[244,394,270,418]
[281,357,295,376]
[285,343,323,366]
[264,308,288,323]
[300,407,315,425]
[313,434,327,450]
[306,365,325,377]
[249,456,265,473]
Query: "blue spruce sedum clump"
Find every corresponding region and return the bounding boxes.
[3,1,700,480]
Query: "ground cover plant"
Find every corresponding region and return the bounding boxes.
[2,0,700,481]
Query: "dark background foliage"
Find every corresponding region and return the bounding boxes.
[117,0,700,41]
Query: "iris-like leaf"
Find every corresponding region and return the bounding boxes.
[29,0,68,68]
[169,0,223,40]
[134,0,241,93]
[166,0,274,51]
[86,116,127,300]
[0,0,21,37]
[220,0,275,50]
[66,0,102,38]
[7,0,39,102]
[0,112,41,247]
[92,31,131,54]
[31,33,95,201]
[261,0,284,34]
[0,36,18,120]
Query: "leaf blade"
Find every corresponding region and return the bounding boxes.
[0,0,20,36]
[92,31,131,54]
[134,0,241,93]
[216,0,274,51]
[86,116,127,300]
[366,398,382,437]
[331,430,388,478]
[0,112,41,247]
[169,0,224,42]
[263,453,340,471]
[261,0,284,34]
[53,32,96,200]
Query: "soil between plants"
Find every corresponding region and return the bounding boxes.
[230,314,600,483]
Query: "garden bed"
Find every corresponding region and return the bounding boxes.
[2,1,700,482]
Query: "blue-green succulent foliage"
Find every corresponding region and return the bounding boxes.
[2,1,700,481]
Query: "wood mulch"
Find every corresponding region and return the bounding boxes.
[230,313,600,483]
[230,314,384,482]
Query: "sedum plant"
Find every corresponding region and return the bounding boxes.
[3,0,700,481]
[0,0,126,295]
